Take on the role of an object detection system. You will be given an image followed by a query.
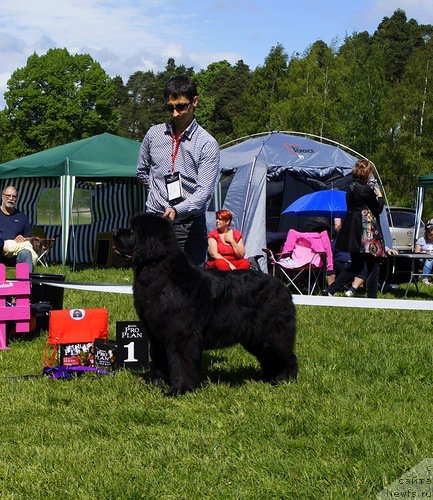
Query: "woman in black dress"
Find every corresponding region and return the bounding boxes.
[324,159,385,298]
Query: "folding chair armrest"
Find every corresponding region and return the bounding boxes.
[278,251,292,258]
[262,248,276,263]
[316,250,328,261]
[263,248,280,260]
[263,248,292,257]
[262,248,293,265]
[262,248,273,257]
[314,251,327,260]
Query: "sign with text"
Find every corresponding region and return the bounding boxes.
[115,321,149,371]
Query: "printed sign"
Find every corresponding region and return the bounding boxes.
[59,343,93,367]
[93,339,117,371]
[115,321,149,371]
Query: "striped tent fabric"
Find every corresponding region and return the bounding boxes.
[0,178,145,265]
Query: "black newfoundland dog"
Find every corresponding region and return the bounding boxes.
[113,213,297,395]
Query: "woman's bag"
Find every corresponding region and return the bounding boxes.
[361,208,385,257]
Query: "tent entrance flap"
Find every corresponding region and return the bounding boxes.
[222,156,267,272]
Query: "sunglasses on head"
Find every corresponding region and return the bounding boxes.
[165,102,191,113]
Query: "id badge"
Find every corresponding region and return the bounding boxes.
[165,172,184,203]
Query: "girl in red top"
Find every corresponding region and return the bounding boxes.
[206,209,250,271]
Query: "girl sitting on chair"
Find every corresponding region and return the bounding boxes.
[206,209,250,271]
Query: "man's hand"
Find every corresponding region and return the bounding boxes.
[15,235,26,243]
[386,248,398,256]
[334,218,342,234]
[163,207,177,221]
[373,186,383,198]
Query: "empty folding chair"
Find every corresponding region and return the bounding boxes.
[263,229,333,295]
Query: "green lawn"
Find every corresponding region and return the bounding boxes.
[0,265,432,499]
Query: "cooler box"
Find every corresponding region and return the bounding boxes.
[30,273,65,331]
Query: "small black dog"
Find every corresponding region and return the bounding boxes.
[113,213,297,395]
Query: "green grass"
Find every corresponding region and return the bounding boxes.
[1,265,433,499]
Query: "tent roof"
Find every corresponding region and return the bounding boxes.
[220,131,358,181]
[418,173,433,188]
[0,133,141,178]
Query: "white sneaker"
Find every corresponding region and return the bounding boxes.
[422,279,432,286]
[345,290,355,297]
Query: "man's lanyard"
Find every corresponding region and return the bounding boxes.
[171,133,183,174]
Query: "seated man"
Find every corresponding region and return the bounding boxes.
[0,186,35,272]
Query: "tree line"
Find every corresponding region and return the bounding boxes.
[1,9,432,213]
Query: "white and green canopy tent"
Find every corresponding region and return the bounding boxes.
[0,133,143,265]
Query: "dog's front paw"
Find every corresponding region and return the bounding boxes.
[140,371,167,388]
[165,385,193,397]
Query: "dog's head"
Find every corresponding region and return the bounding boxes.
[112,227,135,260]
[112,212,178,264]
[30,237,48,257]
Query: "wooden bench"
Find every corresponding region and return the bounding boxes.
[0,263,31,350]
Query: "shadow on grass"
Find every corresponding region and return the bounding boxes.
[201,351,262,387]
[130,350,263,391]
[6,325,44,344]
[380,283,433,300]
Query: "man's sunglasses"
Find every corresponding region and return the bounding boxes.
[165,102,191,113]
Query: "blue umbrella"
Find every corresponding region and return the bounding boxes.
[282,190,347,218]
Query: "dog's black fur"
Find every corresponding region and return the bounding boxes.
[113,213,297,395]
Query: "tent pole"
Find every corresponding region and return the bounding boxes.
[213,181,221,211]
[60,158,75,268]
[60,173,67,267]
[414,186,425,251]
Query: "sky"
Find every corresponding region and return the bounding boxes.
[0,0,432,109]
